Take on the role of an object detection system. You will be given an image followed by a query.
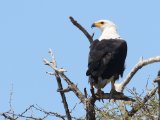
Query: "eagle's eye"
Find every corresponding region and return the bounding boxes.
[100,22,104,24]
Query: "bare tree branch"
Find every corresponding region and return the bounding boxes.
[69,16,93,44]
[115,56,160,92]
[98,93,135,102]
[45,49,72,120]
[44,57,87,105]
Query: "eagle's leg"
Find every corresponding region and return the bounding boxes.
[109,80,123,100]
[96,89,104,95]
[110,80,116,93]
[90,83,95,98]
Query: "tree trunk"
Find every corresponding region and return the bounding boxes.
[86,98,95,120]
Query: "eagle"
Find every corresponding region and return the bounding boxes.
[86,19,127,97]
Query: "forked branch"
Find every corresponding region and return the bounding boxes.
[44,49,71,120]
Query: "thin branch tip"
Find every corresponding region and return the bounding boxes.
[69,16,73,20]
[69,16,93,44]
[43,58,50,65]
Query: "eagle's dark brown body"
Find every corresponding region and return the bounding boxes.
[86,39,127,89]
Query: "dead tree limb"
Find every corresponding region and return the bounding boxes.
[54,74,71,120]
[115,56,160,92]
[45,49,71,120]
[69,16,93,44]
[98,93,135,102]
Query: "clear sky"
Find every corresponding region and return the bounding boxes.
[0,0,160,119]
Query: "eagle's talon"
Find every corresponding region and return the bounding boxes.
[109,89,123,101]
[96,89,104,102]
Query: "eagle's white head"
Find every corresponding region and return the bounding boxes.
[92,20,121,40]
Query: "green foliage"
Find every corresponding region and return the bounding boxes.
[96,87,159,120]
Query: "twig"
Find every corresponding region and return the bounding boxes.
[69,16,93,44]
[9,83,14,117]
[1,104,67,120]
[0,113,15,120]
[84,88,88,98]
[4,112,45,120]
[115,56,160,92]
[33,105,66,120]
[57,87,72,93]
[15,105,34,119]
[70,103,78,114]
[128,87,158,117]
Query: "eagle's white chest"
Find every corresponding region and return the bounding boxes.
[93,76,114,89]
[99,27,120,40]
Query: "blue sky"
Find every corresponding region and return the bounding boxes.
[0,0,160,119]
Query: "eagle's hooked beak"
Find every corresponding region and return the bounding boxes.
[91,23,96,28]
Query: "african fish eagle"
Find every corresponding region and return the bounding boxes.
[86,19,127,96]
